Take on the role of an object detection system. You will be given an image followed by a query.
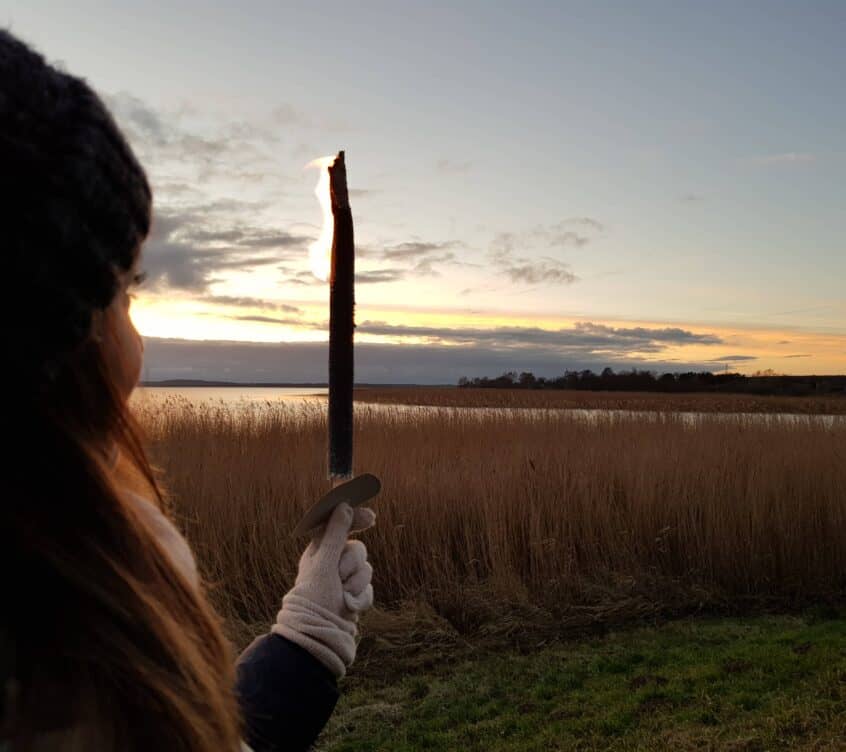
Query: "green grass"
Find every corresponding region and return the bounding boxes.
[317,613,846,751]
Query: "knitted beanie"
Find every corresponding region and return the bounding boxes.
[0,29,151,386]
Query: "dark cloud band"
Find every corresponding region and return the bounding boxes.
[140,337,728,385]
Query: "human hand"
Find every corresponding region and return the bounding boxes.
[292,502,376,619]
[272,502,376,677]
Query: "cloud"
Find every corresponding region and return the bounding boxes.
[178,227,307,250]
[287,236,473,287]
[539,219,605,248]
[499,258,577,285]
[357,269,406,284]
[207,296,301,314]
[487,218,604,286]
[560,217,604,231]
[108,93,313,160]
[436,159,472,173]
[117,88,311,294]
[784,353,812,359]
[412,252,457,276]
[279,269,323,287]
[490,232,577,285]
[357,320,722,355]
[547,231,590,248]
[104,93,169,145]
[379,241,456,260]
[140,337,730,385]
[680,193,704,202]
[142,205,310,293]
[750,153,816,166]
[229,315,304,326]
[520,220,605,250]
[105,92,323,201]
[106,93,359,299]
[353,239,463,283]
[709,355,757,362]
[155,182,205,199]
[106,93,265,170]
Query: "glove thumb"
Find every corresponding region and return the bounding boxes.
[311,502,354,566]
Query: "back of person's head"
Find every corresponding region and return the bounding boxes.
[0,29,242,751]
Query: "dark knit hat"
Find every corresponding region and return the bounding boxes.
[0,30,151,384]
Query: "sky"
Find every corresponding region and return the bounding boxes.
[5,1,845,382]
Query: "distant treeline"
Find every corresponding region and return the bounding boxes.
[458,369,846,396]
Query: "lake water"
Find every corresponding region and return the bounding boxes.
[134,386,327,406]
[134,386,845,428]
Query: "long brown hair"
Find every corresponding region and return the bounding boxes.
[2,29,242,752]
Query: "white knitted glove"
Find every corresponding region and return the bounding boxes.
[272,502,376,678]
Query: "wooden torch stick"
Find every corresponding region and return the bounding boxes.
[328,151,354,481]
[292,151,381,537]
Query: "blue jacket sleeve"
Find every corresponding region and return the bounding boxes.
[236,633,340,752]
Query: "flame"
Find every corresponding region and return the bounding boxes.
[306,155,335,282]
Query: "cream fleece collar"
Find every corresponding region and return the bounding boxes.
[124,491,200,590]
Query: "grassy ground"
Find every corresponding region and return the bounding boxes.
[319,613,846,751]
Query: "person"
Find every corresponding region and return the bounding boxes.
[0,28,375,752]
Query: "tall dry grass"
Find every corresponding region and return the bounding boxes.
[135,396,846,646]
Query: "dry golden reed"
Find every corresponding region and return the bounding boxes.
[135,394,846,644]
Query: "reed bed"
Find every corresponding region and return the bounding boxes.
[354,386,846,415]
[135,395,846,646]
